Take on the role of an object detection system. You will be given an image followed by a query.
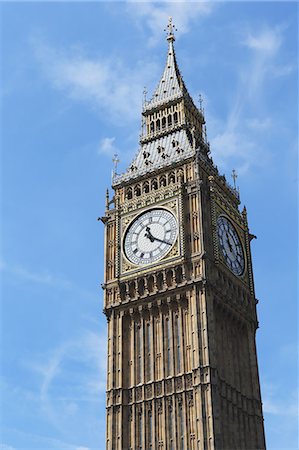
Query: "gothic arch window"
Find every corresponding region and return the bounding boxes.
[174,112,178,124]
[126,187,133,200]
[119,283,126,301]
[169,172,176,184]
[138,278,145,296]
[147,275,154,293]
[168,114,172,127]
[129,281,136,299]
[143,181,150,193]
[151,178,158,190]
[166,269,173,287]
[134,184,141,197]
[162,117,166,129]
[156,119,161,132]
[160,175,167,187]
[150,121,154,133]
[175,266,183,284]
[156,272,163,290]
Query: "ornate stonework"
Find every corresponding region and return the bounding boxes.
[101,18,266,450]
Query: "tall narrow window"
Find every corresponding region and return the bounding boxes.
[168,405,174,450]
[165,317,171,376]
[179,403,184,450]
[175,315,181,373]
[138,410,143,450]
[148,410,153,447]
[146,322,151,381]
[136,324,142,384]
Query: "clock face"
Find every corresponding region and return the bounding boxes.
[124,208,178,266]
[217,216,245,276]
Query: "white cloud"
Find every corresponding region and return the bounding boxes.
[31,330,107,428]
[98,137,118,157]
[126,0,214,46]
[0,445,16,450]
[31,38,157,122]
[246,117,272,131]
[244,27,282,56]
[262,381,298,417]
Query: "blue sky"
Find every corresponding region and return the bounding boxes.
[1,2,298,449]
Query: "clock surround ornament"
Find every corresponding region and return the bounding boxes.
[123,208,178,266]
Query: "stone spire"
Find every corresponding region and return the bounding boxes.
[144,18,189,112]
[113,19,206,186]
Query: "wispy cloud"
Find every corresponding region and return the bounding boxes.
[262,380,298,417]
[0,445,16,450]
[209,24,288,175]
[30,330,107,429]
[126,0,214,46]
[98,136,118,157]
[31,37,157,123]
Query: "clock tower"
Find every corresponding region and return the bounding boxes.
[101,19,266,450]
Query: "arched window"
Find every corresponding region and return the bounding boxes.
[160,175,166,187]
[126,187,133,200]
[150,121,154,133]
[168,115,172,127]
[169,172,175,184]
[143,181,149,193]
[166,269,173,287]
[151,178,158,190]
[174,112,178,124]
[162,117,166,129]
[156,119,161,131]
[134,184,141,197]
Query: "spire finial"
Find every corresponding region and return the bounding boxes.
[112,153,120,179]
[165,17,177,42]
[231,169,238,189]
[143,86,147,106]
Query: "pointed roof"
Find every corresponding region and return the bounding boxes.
[143,19,190,112]
[144,40,187,111]
[113,128,194,185]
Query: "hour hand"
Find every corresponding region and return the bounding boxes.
[144,226,155,242]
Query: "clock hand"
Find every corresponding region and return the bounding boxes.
[225,231,233,252]
[145,227,172,245]
[152,237,172,246]
[144,226,155,242]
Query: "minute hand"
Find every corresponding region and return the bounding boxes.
[152,236,172,245]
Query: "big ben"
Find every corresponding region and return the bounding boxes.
[101,18,266,450]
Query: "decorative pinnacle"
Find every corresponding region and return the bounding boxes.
[231,169,238,189]
[112,153,120,178]
[198,94,203,112]
[165,17,177,42]
[143,86,147,105]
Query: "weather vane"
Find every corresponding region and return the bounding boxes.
[231,169,238,189]
[165,17,177,41]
